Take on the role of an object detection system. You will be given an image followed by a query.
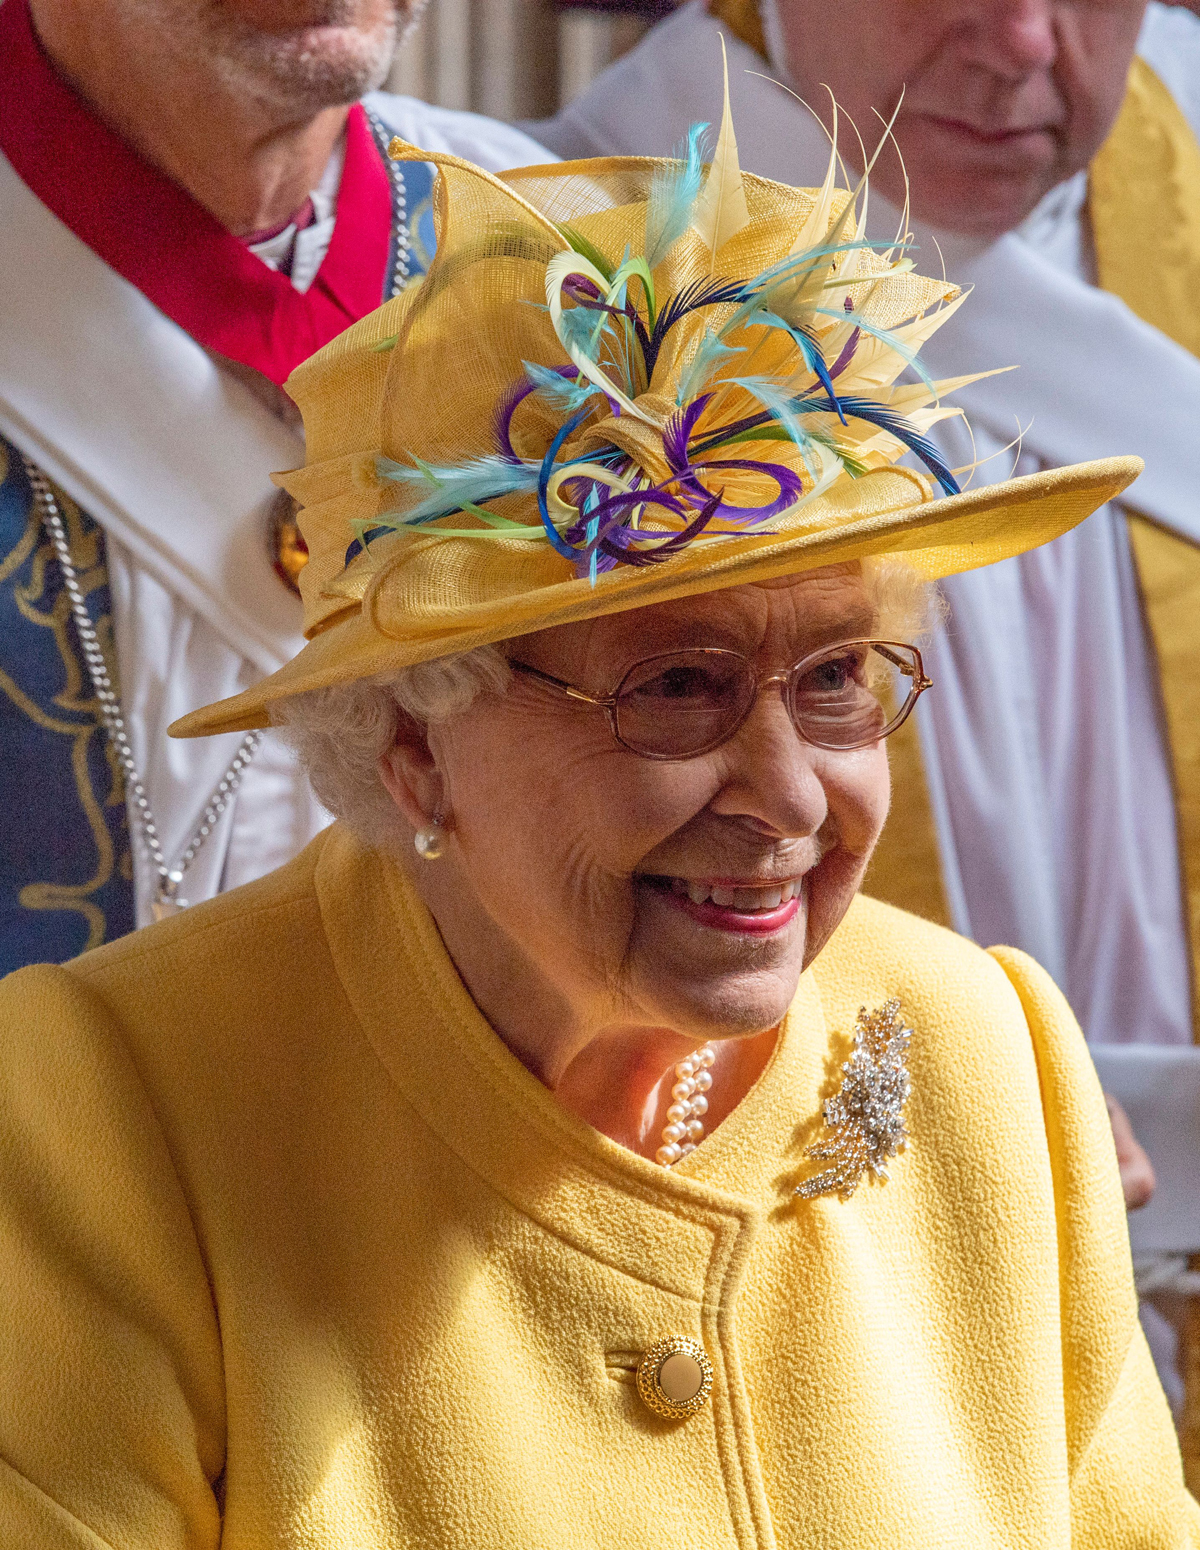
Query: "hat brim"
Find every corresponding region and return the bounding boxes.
[171,455,1141,738]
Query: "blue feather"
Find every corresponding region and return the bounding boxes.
[377,454,542,524]
[730,377,823,479]
[715,239,901,342]
[343,524,393,567]
[557,300,613,364]
[644,275,749,377]
[811,305,937,393]
[537,408,594,560]
[686,389,959,494]
[676,330,745,405]
[750,309,844,420]
[522,360,604,413]
[645,122,710,270]
[824,395,960,493]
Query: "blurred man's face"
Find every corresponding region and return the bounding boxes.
[773,0,1149,237]
[125,0,420,107]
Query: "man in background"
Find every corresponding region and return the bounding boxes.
[0,0,551,970]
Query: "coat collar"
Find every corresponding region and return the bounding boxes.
[313,825,837,1296]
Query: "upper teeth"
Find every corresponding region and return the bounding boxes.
[670,878,800,911]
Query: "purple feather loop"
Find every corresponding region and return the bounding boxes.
[496,365,622,466]
[662,397,806,526]
[530,395,803,580]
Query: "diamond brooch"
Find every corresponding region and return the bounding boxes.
[796,998,913,1201]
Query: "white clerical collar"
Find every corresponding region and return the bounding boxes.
[1014,171,1095,282]
[247,133,346,293]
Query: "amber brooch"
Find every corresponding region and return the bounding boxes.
[796,998,912,1201]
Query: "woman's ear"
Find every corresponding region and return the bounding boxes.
[378,710,446,833]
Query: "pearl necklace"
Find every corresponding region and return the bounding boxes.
[656,1045,716,1166]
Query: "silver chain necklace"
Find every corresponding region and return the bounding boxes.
[23,458,261,920]
[365,108,412,298]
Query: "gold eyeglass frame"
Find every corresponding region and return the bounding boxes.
[509,639,932,762]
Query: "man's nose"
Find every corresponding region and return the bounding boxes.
[961,0,1058,79]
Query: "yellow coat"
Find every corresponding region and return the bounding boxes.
[0,824,1195,1549]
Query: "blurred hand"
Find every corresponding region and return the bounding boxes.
[1105,1094,1156,1211]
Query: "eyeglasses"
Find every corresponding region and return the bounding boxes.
[509,640,932,762]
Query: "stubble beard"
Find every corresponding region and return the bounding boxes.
[130,0,426,111]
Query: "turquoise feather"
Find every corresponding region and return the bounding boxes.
[676,330,744,405]
[522,361,604,413]
[645,122,710,270]
[376,455,541,524]
[729,376,824,479]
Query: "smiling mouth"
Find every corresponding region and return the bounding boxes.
[640,875,804,935]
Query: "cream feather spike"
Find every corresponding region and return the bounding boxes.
[690,35,752,267]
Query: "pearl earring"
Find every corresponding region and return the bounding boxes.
[413,813,446,861]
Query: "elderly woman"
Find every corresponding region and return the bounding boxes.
[0,110,1195,1549]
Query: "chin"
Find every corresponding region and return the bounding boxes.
[872,123,1059,240]
[907,163,1058,240]
[636,965,803,1045]
[215,17,401,106]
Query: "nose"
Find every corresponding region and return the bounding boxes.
[707,680,829,840]
[960,0,1058,79]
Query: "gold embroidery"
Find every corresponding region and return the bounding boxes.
[1091,58,1200,359]
[0,467,127,948]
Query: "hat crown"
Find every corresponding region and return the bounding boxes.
[281,80,973,640]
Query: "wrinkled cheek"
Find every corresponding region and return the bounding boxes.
[517,837,643,993]
[862,755,893,855]
[818,745,890,860]
[802,847,866,969]
[803,750,889,963]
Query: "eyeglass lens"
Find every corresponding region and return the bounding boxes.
[612,643,921,759]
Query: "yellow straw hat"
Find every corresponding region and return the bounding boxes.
[172,82,1140,738]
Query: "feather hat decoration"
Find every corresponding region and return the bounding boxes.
[340,62,979,590]
[171,61,1139,738]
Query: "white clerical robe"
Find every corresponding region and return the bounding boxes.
[0,93,551,927]
[533,1,1200,1053]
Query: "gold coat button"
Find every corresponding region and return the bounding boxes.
[635,1337,713,1420]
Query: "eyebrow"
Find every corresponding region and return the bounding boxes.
[821,604,878,641]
